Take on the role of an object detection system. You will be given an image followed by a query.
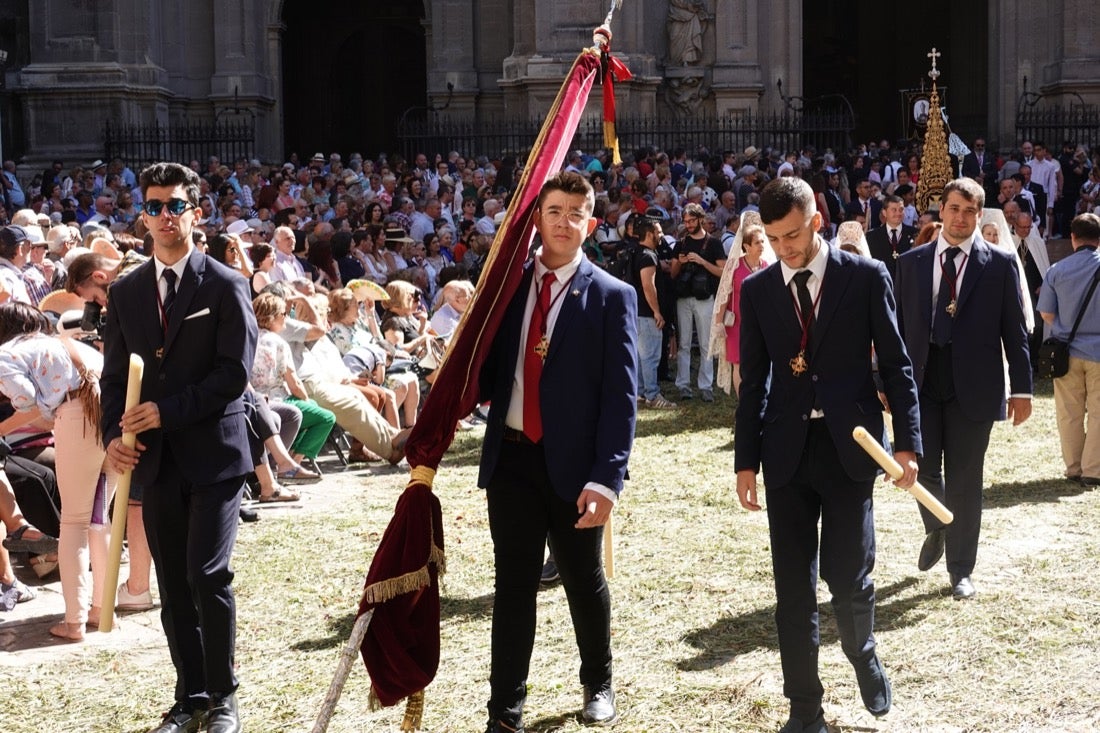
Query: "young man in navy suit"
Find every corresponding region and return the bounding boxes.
[103,162,257,733]
[894,177,1032,600]
[478,171,638,732]
[865,195,917,282]
[735,177,921,733]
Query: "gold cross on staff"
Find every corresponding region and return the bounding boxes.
[927,47,942,81]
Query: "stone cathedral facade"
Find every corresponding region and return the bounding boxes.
[0,1,1096,165]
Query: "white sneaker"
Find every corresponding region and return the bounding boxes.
[116,582,154,611]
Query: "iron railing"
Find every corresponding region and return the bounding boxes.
[104,119,255,170]
[396,110,856,163]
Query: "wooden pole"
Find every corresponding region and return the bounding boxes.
[603,516,614,579]
[311,609,375,733]
[852,426,954,525]
[98,355,144,632]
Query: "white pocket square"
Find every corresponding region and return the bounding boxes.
[184,308,211,321]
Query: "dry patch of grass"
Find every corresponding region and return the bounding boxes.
[5,380,1100,732]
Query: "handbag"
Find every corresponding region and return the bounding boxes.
[1037,262,1100,379]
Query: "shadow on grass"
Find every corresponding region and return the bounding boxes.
[290,610,358,652]
[440,592,494,621]
[526,710,582,732]
[677,577,938,671]
[984,476,1090,509]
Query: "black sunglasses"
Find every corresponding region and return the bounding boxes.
[143,198,195,217]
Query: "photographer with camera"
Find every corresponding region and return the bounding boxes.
[669,203,726,402]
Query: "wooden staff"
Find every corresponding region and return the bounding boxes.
[852,426,954,525]
[311,609,375,733]
[603,516,614,579]
[99,354,144,632]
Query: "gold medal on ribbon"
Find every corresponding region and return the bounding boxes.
[892,251,900,260]
[790,351,808,376]
[946,299,958,317]
[155,347,165,360]
[534,335,550,361]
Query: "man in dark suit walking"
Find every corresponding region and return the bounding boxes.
[735,177,921,733]
[102,162,257,733]
[477,171,637,733]
[894,178,1032,600]
[961,137,999,202]
[865,195,917,281]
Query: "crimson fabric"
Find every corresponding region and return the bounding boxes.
[358,483,443,707]
[522,272,557,441]
[358,50,606,708]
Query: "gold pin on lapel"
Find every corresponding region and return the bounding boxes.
[155,347,165,360]
[572,289,580,296]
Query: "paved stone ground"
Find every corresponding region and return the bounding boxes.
[0,453,398,667]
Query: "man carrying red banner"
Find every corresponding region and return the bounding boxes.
[477,171,638,732]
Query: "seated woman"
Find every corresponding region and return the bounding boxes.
[382,279,437,360]
[250,293,337,477]
[328,287,418,429]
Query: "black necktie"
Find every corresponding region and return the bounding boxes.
[162,269,178,322]
[891,229,899,247]
[793,270,815,345]
[1018,237,1028,262]
[932,248,961,347]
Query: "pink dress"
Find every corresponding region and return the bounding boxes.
[725,256,769,363]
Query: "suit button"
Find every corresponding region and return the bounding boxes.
[802,414,809,421]
[811,374,819,382]
[159,374,166,381]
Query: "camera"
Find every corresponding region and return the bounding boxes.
[81,300,106,333]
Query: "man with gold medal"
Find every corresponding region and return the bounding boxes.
[734,177,921,733]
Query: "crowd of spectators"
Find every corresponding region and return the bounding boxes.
[0,131,1095,625]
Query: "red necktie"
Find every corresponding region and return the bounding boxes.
[523,271,557,442]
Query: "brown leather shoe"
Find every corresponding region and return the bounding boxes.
[388,427,413,465]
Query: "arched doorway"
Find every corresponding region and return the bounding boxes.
[281,1,426,161]
[802,0,989,147]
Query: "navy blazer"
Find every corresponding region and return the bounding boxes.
[100,247,258,487]
[734,243,921,489]
[478,257,638,501]
[866,224,917,281]
[894,237,1032,422]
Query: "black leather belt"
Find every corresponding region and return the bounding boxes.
[502,426,541,445]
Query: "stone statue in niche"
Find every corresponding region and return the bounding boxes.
[663,75,711,117]
[668,0,708,66]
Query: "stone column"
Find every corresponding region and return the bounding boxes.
[15,0,170,164]
[1042,0,1100,102]
[710,0,764,115]
[427,0,479,117]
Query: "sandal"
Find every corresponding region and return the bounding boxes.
[49,621,85,642]
[276,465,321,484]
[0,578,36,611]
[29,553,59,579]
[258,485,300,503]
[3,524,59,555]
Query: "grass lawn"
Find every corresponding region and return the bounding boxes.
[4,378,1100,732]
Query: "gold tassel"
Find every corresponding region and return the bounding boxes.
[401,690,426,731]
[603,120,622,166]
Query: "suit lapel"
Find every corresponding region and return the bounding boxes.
[163,248,205,356]
[765,263,801,343]
[136,260,164,355]
[811,246,853,352]
[956,237,989,311]
[916,245,935,329]
[546,259,592,364]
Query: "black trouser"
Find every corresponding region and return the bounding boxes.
[766,420,877,722]
[143,442,245,706]
[916,344,993,579]
[485,439,612,728]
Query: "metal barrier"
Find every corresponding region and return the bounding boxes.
[104,119,255,169]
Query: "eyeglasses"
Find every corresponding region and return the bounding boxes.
[143,198,195,217]
[540,209,587,227]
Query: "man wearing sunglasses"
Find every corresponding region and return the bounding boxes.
[101,162,257,733]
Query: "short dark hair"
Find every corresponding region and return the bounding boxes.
[882,194,904,207]
[65,252,112,293]
[634,216,660,240]
[1071,213,1100,243]
[139,162,201,206]
[537,171,594,212]
[0,302,51,346]
[249,242,273,268]
[942,177,986,209]
[759,177,816,224]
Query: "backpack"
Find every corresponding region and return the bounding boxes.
[606,244,638,287]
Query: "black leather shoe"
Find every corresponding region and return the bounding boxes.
[778,709,826,733]
[147,702,203,733]
[540,557,560,585]
[851,652,892,716]
[917,527,946,571]
[951,575,976,600]
[582,685,619,726]
[206,693,241,733]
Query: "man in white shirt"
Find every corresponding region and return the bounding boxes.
[269,225,305,282]
[1028,142,1063,238]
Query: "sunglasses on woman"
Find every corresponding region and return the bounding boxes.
[143,198,196,217]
